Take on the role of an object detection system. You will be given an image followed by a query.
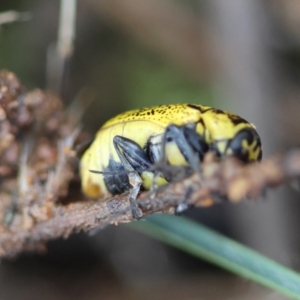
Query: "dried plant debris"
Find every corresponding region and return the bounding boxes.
[0,70,80,241]
[0,70,300,258]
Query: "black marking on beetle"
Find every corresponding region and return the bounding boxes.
[252,142,259,152]
[187,104,212,114]
[151,109,155,115]
[228,128,259,162]
[258,148,263,161]
[213,109,225,114]
[228,114,248,126]
[197,118,205,127]
[251,134,263,161]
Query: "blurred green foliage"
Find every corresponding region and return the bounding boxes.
[123,51,214,109]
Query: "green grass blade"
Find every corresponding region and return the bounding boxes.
[129,214,300,299]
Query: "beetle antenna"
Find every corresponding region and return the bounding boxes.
[89,169,104,174]
[89,169,138,175]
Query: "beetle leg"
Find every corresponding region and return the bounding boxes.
[148,170,161,199]
[127,172,143,220]
[161,124,209,173]
[159,124,209,214]
[113,136,152,219]
[144,134,165,198]
[175,186,194,215]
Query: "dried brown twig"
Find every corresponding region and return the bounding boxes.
[0,70,300,258]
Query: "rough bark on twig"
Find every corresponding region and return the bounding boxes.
[2,150,300,258]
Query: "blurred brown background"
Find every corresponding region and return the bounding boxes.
[1,0,300,299]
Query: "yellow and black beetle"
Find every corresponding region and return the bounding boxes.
[80,104,262,218]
